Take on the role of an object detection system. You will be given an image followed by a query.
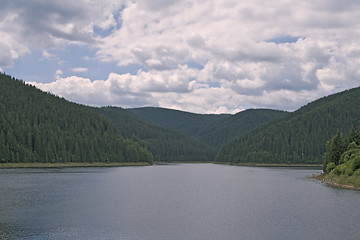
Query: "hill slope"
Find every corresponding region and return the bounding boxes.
[94,107,215,161]
[129,107,230,136]
[0,73,153,164]
[129,107,287,150]
[196,109,288,149]
[216,87,360,164]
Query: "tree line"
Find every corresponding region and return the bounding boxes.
[216,86,360,164]
[2,71,360,165]
[323,128,360,175]
[94,107,215,162]
[94,107,286,161]
[0,73,153,164]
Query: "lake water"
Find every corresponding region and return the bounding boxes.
[0,164,359,240]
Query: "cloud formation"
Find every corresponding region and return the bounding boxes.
[72,67,88,73]
[2,0,360,113]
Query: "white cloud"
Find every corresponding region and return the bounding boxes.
[42,50,56,60]
[0,12,30,67]
[4,0,360,113]
[95,0,360,95]
[28,66,338,113]
[72,67,88,73]
[0,42,13,67]
[55,69,63,80]
[29,74,157,108]
[0,0,124,65]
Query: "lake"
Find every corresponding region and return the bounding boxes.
[0,164,359,240]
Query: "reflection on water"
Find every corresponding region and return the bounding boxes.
[0,164,359,240]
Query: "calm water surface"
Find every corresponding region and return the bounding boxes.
[0,164,359,240]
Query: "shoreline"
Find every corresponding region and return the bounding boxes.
[309,173,360,191]
[154,161,215,165]
[0,161,323,169]
[215,162,322,168]
[0,162,152,168]
[154,161,322,167]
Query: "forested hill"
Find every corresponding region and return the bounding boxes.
[94,107,215,161]
[6,72,358,165]
[128,107,287,150]
[96,107,288,161]
[196,109,288,149]
[129,107,230,136]
[0,73,153,164]
[216,86,360,164]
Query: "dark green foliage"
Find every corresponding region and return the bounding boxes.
[196,109,288,150]
[346,128,360,146]
[0,73,153,163]
[94,107,215,161]
[323,129,360,175]
[0,73,283,164]
[5,71,359,165]
[331,143,360,176]
[128,107,287,150]
[323,132,346,171]
[216,87,360,164]
[102,107,286,161]
[129,107,230,136]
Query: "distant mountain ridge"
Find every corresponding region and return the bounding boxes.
[0,73,153,164]
[2,72,359,164]
[216,86,360,164]
[128,107,287,149]
[94,107,215,161]
[0,73,285,163]
[196,109,288,150]
[129,107,230,136]
[94,106,286,161]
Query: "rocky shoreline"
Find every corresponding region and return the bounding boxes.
[310,173,360,191]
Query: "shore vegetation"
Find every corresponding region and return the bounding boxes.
[315,128,360,190]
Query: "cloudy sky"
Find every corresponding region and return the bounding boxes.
[1,0,360,113]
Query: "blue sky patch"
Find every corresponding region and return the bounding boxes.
[267,36,302,44]
[4,44,143,83]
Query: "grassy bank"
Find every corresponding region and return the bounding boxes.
[215,162,322,167]
[311,173,360,191]
[0,162,152,168]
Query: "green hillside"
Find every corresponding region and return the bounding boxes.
[4,72,357,165]
[129,107,230,136]
[129,107,287,150]
[0,73,153,164]
[216,87,360,164]
[313,129,360,190]
[94,107,215,161]
[196,109,288,149]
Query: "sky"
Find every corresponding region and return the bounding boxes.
[1,0,360,114]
